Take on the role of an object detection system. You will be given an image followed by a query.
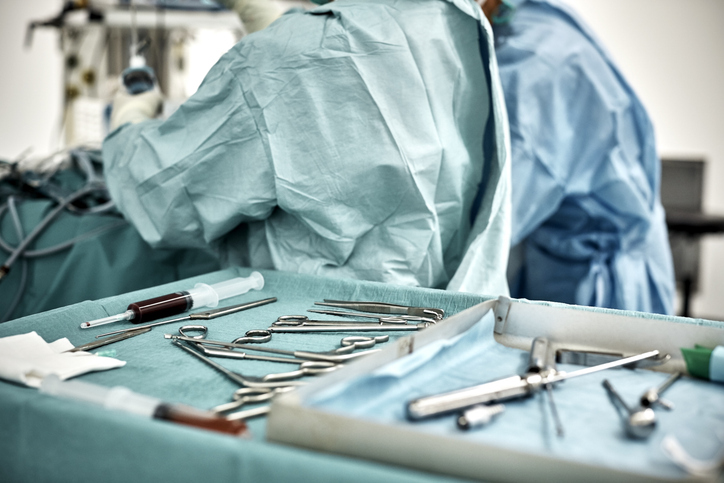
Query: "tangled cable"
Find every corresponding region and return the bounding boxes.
[0,149,127,322]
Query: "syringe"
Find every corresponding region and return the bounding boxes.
[40,375,249,436]
[80,272,265,329]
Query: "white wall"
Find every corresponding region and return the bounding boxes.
[565,0,724,318]
[0,0,64,160]
[2,1,724,317]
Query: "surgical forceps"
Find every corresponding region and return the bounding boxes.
[221,315,402,346]
[267,322,434,333]
[66,327,151,353]
[314,300,445,320]
[273,314,430,327]
[95,297,277,338]
[304,311,432,324]
[273,315,409,326]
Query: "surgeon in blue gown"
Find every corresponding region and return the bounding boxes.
[481,0,675,314]
[103,0,512,296]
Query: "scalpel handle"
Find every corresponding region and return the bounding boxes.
[406,375,533,420]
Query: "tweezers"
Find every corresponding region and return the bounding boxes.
[315,300,444,320]
[66,326,151,353]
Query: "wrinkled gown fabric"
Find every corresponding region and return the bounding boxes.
[103,0,512,296]
[495,0,674,313]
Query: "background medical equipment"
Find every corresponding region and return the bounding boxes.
[40,374,248,435]
[121,1,155,95]
[81,271,264,328]
[26,1,244,147]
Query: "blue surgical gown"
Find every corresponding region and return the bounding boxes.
[102,0,512,295]
[494,0,675,313]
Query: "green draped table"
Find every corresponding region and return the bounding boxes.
[0,268,487,483]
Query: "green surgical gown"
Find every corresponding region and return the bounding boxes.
[103,0,511,295]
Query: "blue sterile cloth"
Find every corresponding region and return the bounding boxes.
[494,0,675,314]
[309,312,724,479]
[102,0,512,297]
[0,268,485,483]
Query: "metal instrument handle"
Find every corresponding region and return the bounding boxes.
[188,297,277,319]
[407,375,533,420]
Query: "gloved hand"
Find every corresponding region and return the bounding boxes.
[109,86,163,131]
[218,0,282,34]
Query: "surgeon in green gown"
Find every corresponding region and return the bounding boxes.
[103,0,512,296]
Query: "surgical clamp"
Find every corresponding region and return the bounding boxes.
[224,324,392,352]
[178,325,322,364]
[95,297,278,338]
[212,386,296,414]
[172,340,315,388]
[314,300,445,320]
[166,333,381,363]
[181,325,387,359]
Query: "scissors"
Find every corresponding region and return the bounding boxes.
[314,300,445,321]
